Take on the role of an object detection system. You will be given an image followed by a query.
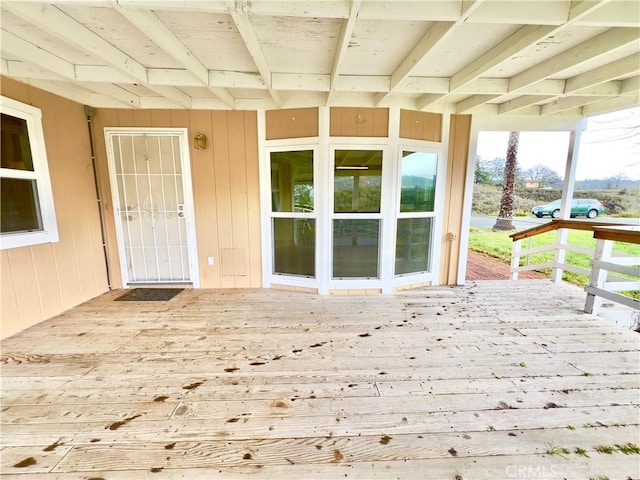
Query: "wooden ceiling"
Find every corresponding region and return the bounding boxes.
[1,0,638,116]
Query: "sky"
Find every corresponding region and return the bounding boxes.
[476,107,640,181]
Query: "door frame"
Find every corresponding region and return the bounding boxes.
[104,127,200,288]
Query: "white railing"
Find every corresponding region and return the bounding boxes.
[510,220,640,315]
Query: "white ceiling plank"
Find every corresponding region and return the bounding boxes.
[272,73,330,92]
[581,95,640,116]
[75,65,138,83]
[115,0,229,13]
[238,0,349,19]
[327,0,361,105]
[112,4,235,108]
[1,59,67,82]
[451,25,556,93]
[468,1,569,25]
[619,76,640,95]
[4,2,148,83]
[508,28,639,93]
[80,82,141,108]
[145,68,206,87]
[209,71,264,90]
[1,31,77,80]
[139,96,185,109]
[417,93,446,111]
[148,85,192,108]
[335,75,390,93]
[416,24,555,110]
[498,95,555,114]
[577,1,640,27]
[419,0,615,110]
[21,78,127,107]
[541,96,612,115]
[574,81,622,96]
[399,77,450,94]
[191,97,233,110]
[227,5,281,107]
[235,97,276,110]
[455,94,500,113]
[376,1,487,104]
[388,22,456,92]
[358,1,462,21]
[564,54,640,93]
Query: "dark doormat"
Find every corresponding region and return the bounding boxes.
[115,288,184,302]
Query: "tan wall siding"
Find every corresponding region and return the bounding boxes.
[440,114,472,285]
[399,109,442,141]
[330,107,389,137]
[266,107,318,139]
[1,77,109,339]
[92,109,261,289]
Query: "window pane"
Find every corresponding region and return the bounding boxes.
[400,151,437,212]
[333,219,379,278]
[1,178,42,233]
[273,218,315,277]
[1,113,34,171]
[271,150,314,212]
[395,217,432,275]
[334,150,382,213]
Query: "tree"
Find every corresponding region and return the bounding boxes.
[522,164,562,188]
[474,156,493,185]
[606,171,629,189]
[493,131,519,231]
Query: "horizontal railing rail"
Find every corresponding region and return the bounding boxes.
[509,220,639,315]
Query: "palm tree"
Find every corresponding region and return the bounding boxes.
[493,131,519,231]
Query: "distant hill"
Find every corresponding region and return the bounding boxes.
[576,179,640,191]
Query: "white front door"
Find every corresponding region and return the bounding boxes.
[105,128,199,287]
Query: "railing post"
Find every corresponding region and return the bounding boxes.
[551,228,568,283]
[511,239,521,280]
[584,238,613,314]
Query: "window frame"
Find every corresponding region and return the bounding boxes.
[1,96,59,250]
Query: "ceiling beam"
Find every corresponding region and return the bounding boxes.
[3,2,191,108]
[112,4,235,108]
[508,27,638,93]
[4,3,147,81]
[455,94,500,113]
[418,0,615,110]
[417,24,555,109]
[18,78,128,108]
[620,76,640,95]
[498,95,555,115]
[327,0,361,105]
[39,0,638,26]
[227,3,281,107]
[581,94,640,116]
[1,31,77,80]
[541,96,612,115]
[565,54,640,93]
[377,0,487,104]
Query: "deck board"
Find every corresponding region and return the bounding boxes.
[1,280,639,478]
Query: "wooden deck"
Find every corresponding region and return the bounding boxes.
[1,280,639,479]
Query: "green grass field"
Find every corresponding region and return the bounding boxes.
[468,227,640,298]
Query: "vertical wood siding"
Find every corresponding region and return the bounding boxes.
[1,77,109,339]
[266,107,318,139]
[441,114,472,285]
[399,110,442,141]
[330,107,389,137]
[91,109,262,289]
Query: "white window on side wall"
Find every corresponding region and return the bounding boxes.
[0,96,59,250]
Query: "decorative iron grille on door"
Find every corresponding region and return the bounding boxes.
[106,130,197,286]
